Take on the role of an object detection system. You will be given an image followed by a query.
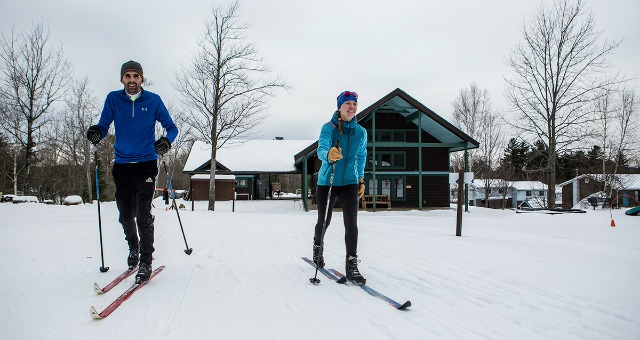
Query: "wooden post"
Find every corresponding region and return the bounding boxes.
[456,169,463,237]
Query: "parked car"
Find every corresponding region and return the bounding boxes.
[1,194,17,203]
[12,195,40,203]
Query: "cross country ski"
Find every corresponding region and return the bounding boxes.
[328,268,411,310]
[94,266,139,294]
[302,256,346,283]
[90,266,165,319]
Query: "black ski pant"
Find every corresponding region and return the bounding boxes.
[112,160,158,265]
[313,184,359,257]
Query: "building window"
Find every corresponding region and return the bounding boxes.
[367,177,406,200]
[526,190,532,196]
[366,152,406,169]
[367,179,377,196]
[381,179,391,196]
[395,178,405,198]
[367,129,407,143]
[236,179,248,188]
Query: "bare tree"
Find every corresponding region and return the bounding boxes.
[172,1,288,211]
[451,82,505,207]
[60,77,99,202]
[594,88,614,183]
[617,89,639,164]
[0,99,24,194]
[504,0,623,208]
[451,82,490,171]
[478,113,506,207]
[0,23,72,193]
[604,88,638,196]
[156,102,194,195]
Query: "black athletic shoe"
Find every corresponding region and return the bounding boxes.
[346,255,366,285]
[313,243,325,267]
[135,262,152,283]
[128,248,139,269]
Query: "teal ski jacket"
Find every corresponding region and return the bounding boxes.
[317,111,367,186]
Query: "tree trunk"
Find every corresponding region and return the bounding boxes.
[208,134,218,211]
[547,147,557,209]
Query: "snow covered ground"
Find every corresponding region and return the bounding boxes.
[1,199,639,339]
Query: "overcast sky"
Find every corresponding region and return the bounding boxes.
[1,0,638,141]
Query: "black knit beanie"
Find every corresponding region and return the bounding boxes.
[120,60,143,79]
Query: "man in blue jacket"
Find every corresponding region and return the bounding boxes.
[87,60,178,282]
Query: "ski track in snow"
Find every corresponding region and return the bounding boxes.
[1,200,639,339]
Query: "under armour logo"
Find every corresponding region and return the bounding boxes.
[141,108,148,111]
[145,177,153,183]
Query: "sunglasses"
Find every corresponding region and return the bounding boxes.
[341,91,358,98]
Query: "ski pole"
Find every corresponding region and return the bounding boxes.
[310,140,341,284]
[93,143,109,273]
[161,156,193,255]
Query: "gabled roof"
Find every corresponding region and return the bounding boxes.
[183,140,316,174]
[558,174,640,190]
[294,88,479,164]
[470,179,547,191]
[557,174,589,187]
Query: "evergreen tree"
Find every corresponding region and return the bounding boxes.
[586,145,604,172]
[501,138,529,180]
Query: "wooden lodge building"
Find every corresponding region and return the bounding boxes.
[295,88,478,211]
[183,88,479,211]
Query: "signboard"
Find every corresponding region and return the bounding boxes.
[449,172,474,185]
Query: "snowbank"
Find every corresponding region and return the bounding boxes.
[63,195,84,205]
[1,200,639,339]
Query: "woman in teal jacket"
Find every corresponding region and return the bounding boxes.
[313,91,367,285]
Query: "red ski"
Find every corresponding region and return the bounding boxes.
[90,266,165,319]
[94,266,138,294]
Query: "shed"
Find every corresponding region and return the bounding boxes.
[183,140,315,200]
[559,174,640,208]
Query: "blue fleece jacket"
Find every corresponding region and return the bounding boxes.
[96,89,178,164]
[317,111,367,186]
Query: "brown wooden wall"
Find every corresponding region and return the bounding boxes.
[189,179,235,201]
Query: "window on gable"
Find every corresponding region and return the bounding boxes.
[366,152,405,169]
[366,129,407,142]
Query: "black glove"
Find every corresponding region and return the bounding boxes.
[86,125,102,144]
[154,137,171,155]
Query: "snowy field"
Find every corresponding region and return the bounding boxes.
[1,199,639,340]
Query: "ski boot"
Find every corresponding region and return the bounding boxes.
[346,255,366,285]
[313,243,325,267]
[135,262,152,283]
[128,248,140,270]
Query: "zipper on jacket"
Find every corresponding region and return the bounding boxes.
[131,101,135,118]
[341,131,352,186]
